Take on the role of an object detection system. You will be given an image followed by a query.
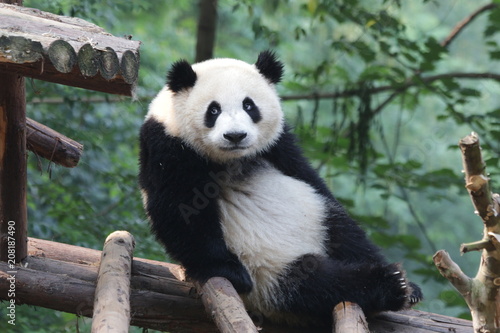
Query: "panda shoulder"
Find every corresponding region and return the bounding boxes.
[263,125,334,200]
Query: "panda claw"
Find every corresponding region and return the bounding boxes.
[392,271,401,276]
[409,296,419,304]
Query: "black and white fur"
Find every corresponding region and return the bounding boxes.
[139,51,422,325]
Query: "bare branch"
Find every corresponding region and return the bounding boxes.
[281,72,500,101]
[441,3,498,48]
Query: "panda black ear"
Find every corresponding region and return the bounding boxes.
[255,50,284,84]
[166,60,197,93]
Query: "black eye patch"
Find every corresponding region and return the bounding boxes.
[242,97,262,123]
[204,101,222,128]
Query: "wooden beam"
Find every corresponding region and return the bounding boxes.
[0,71,27,263]
[26,118,83,168]
[92,231,135,333]
[0,4,140,96]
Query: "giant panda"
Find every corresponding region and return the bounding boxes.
[138,51,422,325]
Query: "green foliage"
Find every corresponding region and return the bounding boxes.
[14,0,500,329]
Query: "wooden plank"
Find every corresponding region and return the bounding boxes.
[0,71,27,263]
[0,3,140,96]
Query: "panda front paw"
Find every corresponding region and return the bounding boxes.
[408,281,423,305]
[216,262,253,294]
[228,268,253,294]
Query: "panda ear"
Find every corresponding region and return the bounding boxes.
[166,60,197,93]
[255,50,284,84]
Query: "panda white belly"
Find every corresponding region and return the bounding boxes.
[218,164,328,310]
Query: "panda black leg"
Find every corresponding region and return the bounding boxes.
[276,255,421,319]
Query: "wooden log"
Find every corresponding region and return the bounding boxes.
[332,302,369,333]
[369,309,473,332]
[27,237,186,281]
[0,71,27,263]
[92,231,135,333]
[23,255,194,299]
[48,39,77,74]
[99,47,120,80]
[26,118,83,168]
[0,4,140,96]
[196,277,258,333]
[120,50,139,84]
[77,43,100,77]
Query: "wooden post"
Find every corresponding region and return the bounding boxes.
[92,231,135,333]
[197,277,258,333]
[0,70,27,263]
[333,302,369,333]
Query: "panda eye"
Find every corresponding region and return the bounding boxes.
[243,98,255,111]
[205,101,222,128]
[242,97,262,123]
[210,106,220,115]
[207,101,221,116]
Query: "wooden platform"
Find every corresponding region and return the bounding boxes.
[0,238,472,332]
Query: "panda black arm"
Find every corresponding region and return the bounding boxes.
[263,125,334,200]
[138,118,253,293]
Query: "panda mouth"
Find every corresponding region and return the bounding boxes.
[220,146,249,151]
[220,143,250,151]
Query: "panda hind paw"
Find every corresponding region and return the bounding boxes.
[407,281,423,306]
[375,263,418,312]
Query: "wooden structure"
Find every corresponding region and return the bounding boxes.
[0,237,473,332]
[0,2,474,332]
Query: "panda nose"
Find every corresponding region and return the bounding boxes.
[224,132,247,143]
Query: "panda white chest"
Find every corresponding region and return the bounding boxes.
[218,165,328,279]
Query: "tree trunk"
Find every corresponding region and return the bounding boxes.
[195,0,218,62]
[433,133,500,333]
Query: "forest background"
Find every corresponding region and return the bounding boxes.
[2,0,500,332]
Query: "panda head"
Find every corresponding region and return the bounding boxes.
[148,51,284,163]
